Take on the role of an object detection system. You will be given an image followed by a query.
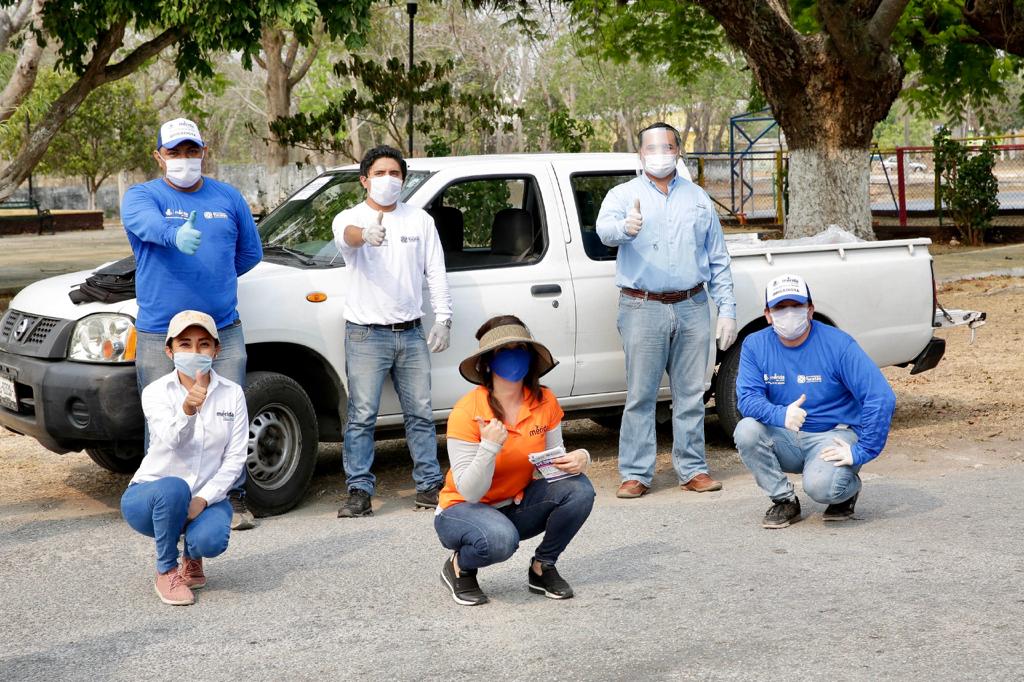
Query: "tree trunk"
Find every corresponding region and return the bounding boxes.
[697,1,908,239]
[260,27,292,167]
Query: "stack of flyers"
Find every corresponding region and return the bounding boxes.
[528,446,578,482]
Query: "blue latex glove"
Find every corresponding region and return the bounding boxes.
[174,211,201,255]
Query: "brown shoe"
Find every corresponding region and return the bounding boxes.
[681,473,723,493]
[180,556,206,590]
[616,480,650,498]
[155,567,194,606]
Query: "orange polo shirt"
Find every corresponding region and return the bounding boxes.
[439,385,564,510]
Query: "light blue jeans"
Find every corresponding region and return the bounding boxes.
[617,290,711,486]
[342,322,443,495]
[121,477,232,573]
[136,320,248,493]
[733,417,862,504]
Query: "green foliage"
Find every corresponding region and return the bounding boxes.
[546,107,594,153]
[443,179,513,247]
[933,127,999,245]
[270,55,519,157]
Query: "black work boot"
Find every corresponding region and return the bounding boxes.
[414,484,442,510]
[441,553,488,606]
[337,489,373,518]
[823,492,859,521]
[762,496,801,529]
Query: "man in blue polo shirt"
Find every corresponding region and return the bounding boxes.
[121,117,263,530]
[734,274,897,529]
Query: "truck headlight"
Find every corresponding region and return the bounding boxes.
[68,314,137,363]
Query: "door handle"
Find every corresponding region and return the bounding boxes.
[531,284,561,297]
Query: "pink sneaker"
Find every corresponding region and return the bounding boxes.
[180,557,206,589]
[155,567,194,605]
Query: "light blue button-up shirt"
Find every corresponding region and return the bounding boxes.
[596,172,736,319]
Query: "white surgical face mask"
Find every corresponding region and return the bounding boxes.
[368,176,403,206]
[165,158,203,188]
[642,153,677,179]
[770,306,810,340]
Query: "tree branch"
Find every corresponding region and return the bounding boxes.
[868,0,912,47]
[288,41,319,88]
[0,0,35,51]
[0,0,46,123]
[101,27,183,83]
[283,32,299,72]
[253,53,267,70]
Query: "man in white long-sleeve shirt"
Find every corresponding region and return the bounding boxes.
[120,310,248,606]
[331,145,453,518]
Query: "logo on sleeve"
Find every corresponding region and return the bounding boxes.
[764,373,785,385]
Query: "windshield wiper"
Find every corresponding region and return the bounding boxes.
[264,245,316,266]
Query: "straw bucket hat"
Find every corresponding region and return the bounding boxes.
[458,321,558,385]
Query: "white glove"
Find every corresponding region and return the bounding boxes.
[427,321,450,353]
[820,437,854,467]
[784,394,807,432]
[716,316,737,351]
[625,198,643,236]
[362,210,386,247]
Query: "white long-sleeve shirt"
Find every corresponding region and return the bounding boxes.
[131,369,248,505]
[331,201,452,325]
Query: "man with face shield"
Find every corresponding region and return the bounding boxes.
[596,122,737,499]
[121,118,263,531]
[733,274,896,528]
[331,145,453,518]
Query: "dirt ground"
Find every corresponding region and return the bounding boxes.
[1,276,1021,513]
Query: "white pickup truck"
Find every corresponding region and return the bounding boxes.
[0,153,983,515]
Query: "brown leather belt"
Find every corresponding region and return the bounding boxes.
[621,284,704,304]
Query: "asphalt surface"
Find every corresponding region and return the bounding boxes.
[2,456,1022,681]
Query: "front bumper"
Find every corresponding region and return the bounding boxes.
[0,350,143,454]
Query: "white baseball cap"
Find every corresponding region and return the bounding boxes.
[765,274,811,308]
[165,310,219,344]
[157,118,205,149]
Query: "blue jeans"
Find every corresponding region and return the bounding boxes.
[434,476,596,570]
[616,290,711,486]
[733,417,862,504]
[136,320,248,493]
[121,478,232,573]
[343,322,443,495]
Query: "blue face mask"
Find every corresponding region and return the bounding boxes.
[173,351,213,377]
[490,347,531,382]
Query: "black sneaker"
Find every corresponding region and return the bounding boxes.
[229,491,256,530]
[414,485,442,510]
[337,489,373,518]
[527,562,574,600]
[440,553,488,606]
[762,496,801,529]
[823,492,859,522]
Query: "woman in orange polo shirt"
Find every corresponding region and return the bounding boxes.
[435,315,595,606]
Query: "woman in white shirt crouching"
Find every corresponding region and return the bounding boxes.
[120,310,248,606]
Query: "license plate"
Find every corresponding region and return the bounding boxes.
[0,375,16,411]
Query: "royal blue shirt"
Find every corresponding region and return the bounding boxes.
[121,177,263,333]
[736,323,897,465]
[595,173,735,318]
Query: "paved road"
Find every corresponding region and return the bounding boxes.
[2,458,1021,681]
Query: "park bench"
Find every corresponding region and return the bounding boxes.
[0,198,55,235]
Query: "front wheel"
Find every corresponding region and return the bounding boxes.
[85,444,143,474]
[243,371,319,516]
[714,346,743,439]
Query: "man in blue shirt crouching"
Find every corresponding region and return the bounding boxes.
[734,274,896,528]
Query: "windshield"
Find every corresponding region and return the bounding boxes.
[258,170,432,266]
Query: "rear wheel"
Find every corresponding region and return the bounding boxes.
[86,445,143,474]
[243,371,319,516]
[714,346,743,439]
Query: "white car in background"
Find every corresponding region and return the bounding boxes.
[0,153,982,516]
[882,156,928,173]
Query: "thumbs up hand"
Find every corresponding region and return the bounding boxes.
[174,210,201,255]
[784,394,807,432]
[361,210,387,247]
[625,198,643,237]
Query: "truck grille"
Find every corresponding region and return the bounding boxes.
[0,310,63,347]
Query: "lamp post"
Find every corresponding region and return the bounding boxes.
[406,1,417,156]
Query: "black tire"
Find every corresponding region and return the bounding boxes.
[714,346,743,440]
[85,445,143,474]
[590,413,621,431]
[243,371,319,517]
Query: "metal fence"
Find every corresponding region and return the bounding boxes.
[686,135,1024,229]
